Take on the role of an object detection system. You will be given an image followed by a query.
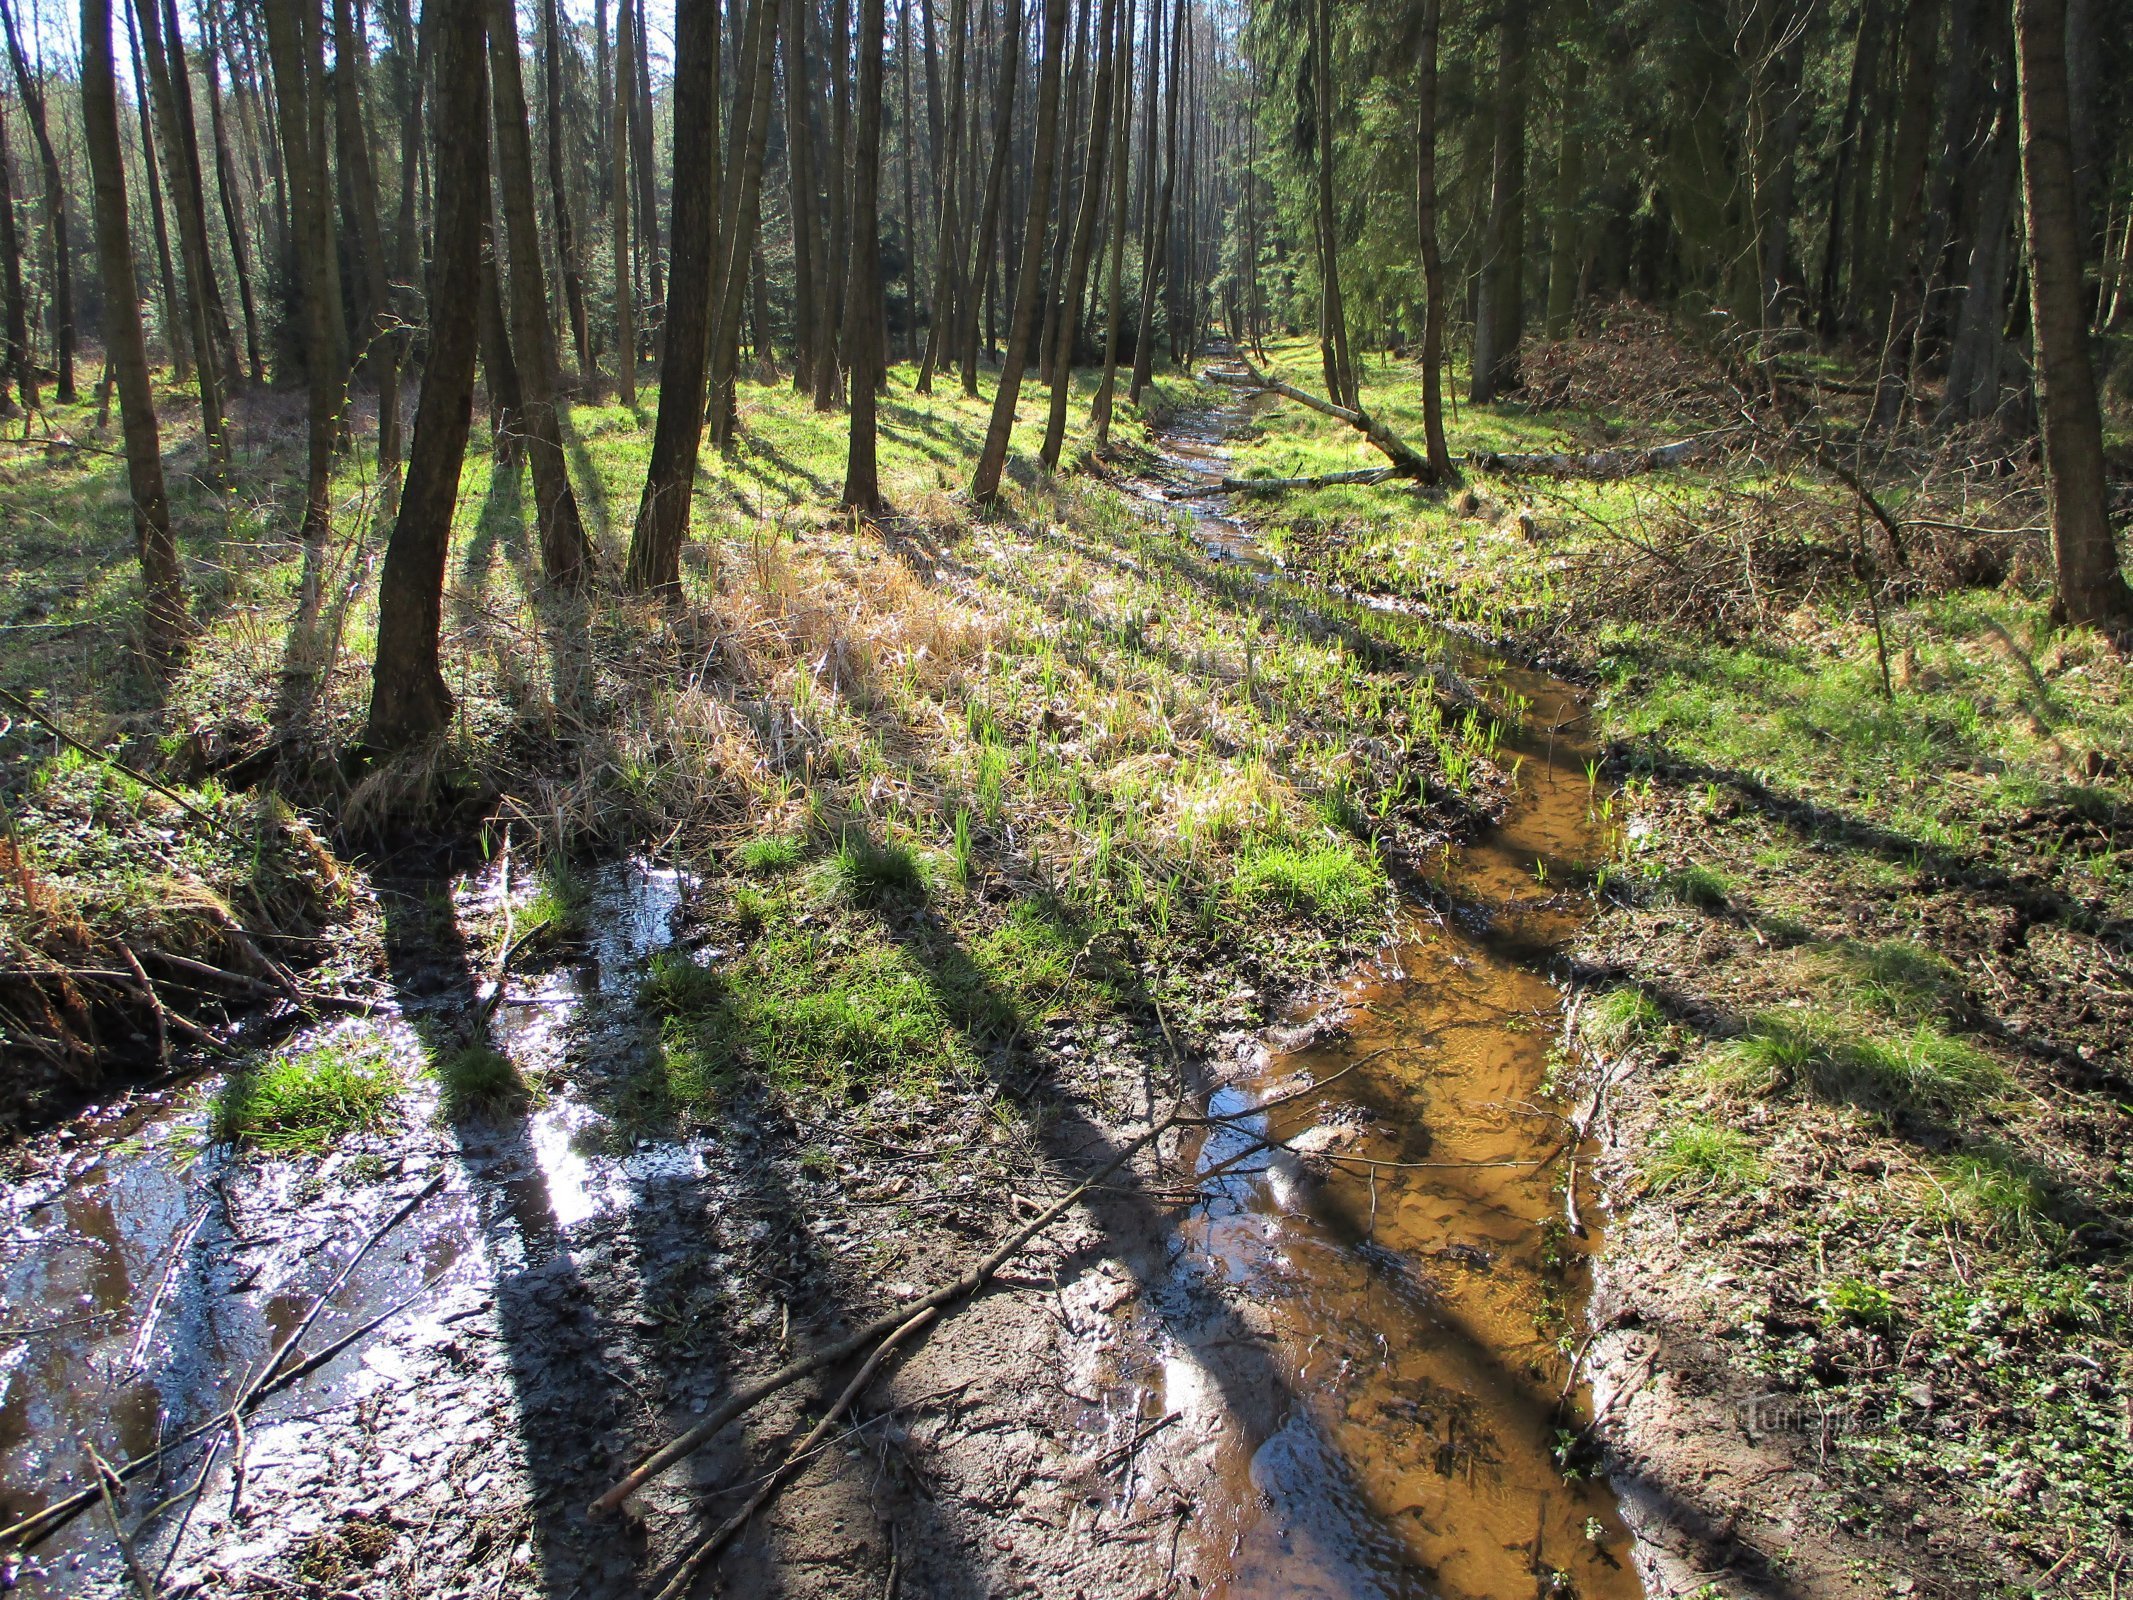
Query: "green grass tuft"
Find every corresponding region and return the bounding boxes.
[214,1036,403,1153]
[431,1044,531,1115]
[1714,1008,2006,1115]
[1820,1277,1897,1329]
[735,835,806,875]
[1583,986,1665,1052]
[1230,840,1381,922]
[830,833,929,905]
[1642,1115,1764,1193]
[1659,863,1731,909]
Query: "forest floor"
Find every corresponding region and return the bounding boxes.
[1,316,2129,1600]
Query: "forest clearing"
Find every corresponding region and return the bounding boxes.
[0,0,2129,1593]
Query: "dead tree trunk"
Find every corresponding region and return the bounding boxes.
[540,0,591,383]
[612,0,636,404]
[332,0,401,478]
[1221,357,1433,480]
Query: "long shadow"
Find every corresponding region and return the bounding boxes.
[457,457,529,615]
[826,815,1456,1596]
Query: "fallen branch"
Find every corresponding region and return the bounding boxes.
[1470,436,1717,478]
[591,1106,1183,1513]
[1214,359,1436,481]
[0,686,220,828]
[1167,467,1394,498]
[650,1307,938,1600]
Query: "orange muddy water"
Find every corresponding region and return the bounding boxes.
[1142,393,1643,1600]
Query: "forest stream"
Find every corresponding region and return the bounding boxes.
[2,393,1643,1598]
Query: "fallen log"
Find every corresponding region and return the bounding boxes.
[1469,436,1718,477]
[1167,467,1394,498]
[1214,359,1437,481]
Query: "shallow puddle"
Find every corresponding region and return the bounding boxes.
[1137,386,1643,1598]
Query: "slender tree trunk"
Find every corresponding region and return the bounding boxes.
[630,0,662,318]
[1942,96,2017,424]
[1414,0,1453,479]
[2014,0,2130,625]
[204,0,265,386]
[83,0,183,664]
[126,2,189,383]
[843,0,890,509]
[1086,0,1131,446]
[1039,0,1118,468]
[479,219,525,456]
[624,0,720,592]
[1128,0,1180,402]
[958,0,1024,397]
[1817,0,1879,336]
[914,0,969,392]
[540,0,591,382]
[0,74,35,413]
[331,0,401,476]
[1,0,75,400]
[707,0,779,446]
[612,0,636,404]
[968,0,1068,502]
[1470,0,1529,402]
[370,0,489,748]
[784,0,822,389]
[814,0,852,408]
[1309,0,1351,403]
[263,0,347,547]
[898,0,920,362]
[1542,24,1586,341]
[488,0,592,585]
[1869,0,1944,427]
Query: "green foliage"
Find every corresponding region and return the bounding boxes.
[1820,1277,1896,1330]
[1229,840,1382,922]
[830,832,930,906]
[431,1045,531,1116]
[1642,1115,1764,1194]
[214,1036,403,1153]
[735,835,806,875]
[1714,1008,2005,1115]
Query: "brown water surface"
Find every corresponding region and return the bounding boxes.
[1137,383,1643,1600]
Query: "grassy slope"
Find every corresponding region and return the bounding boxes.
[0,357,1512,1131]
[1221,332,2133,1596]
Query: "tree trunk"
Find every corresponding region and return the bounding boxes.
[1086,0,1132,447]
[488,0,593,585]
[623,0,721,593]
[0,71,35,412]
[1039,0,1119,469]
[843,0,890,509]
[968,0,1069,502]
[612,0,637,404]
[1128,0,1180,402]
[370,0,489,749]
[2014,0,2130,625]
[331,0,401,478]
[784,0,823,390]
[1817,0,1880,335]
[707,0,779,446]
[125,3,189,383]
[1413,0,1453,479]
[203,0,266,387]
[540,0,591,383]
[630,0,662,319]
[814,0,852,408]
[0,0,75,400]
[263,0,348,548]
[958,0,1024,397]
[1542,24,1586,341]
[914,0,969,392]
[82,0,183,665]
[137,0,239,428]
[1470,0,1529,403]
[479,219,525,456]
[1941,96,2017,424]
[1868,0,1944,427]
